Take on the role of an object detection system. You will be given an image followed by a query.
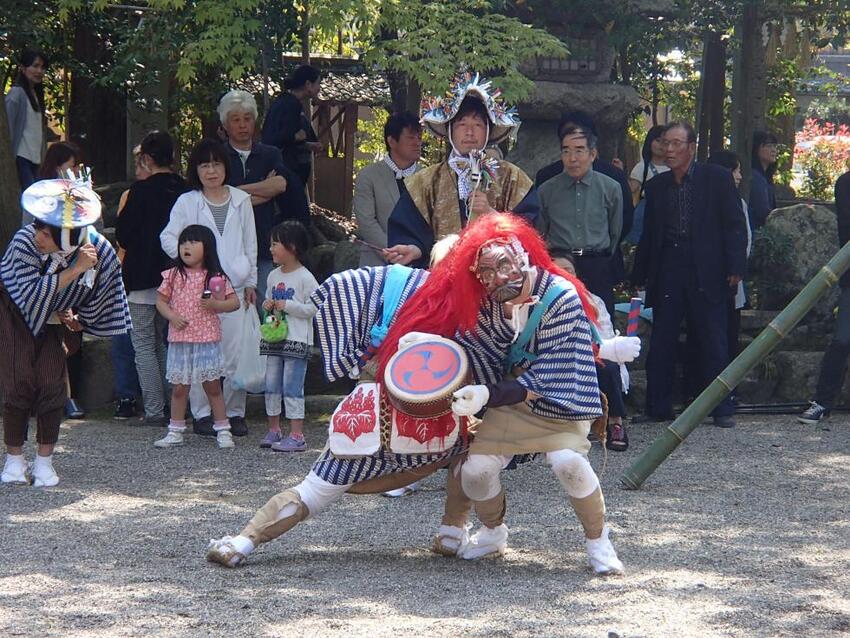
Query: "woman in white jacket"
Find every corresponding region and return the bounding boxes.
[161,139,258,436]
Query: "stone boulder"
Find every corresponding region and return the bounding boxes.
[749,203,839,321]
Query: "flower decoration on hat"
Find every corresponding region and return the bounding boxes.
[21,174,102,230]
[420,72,521,144]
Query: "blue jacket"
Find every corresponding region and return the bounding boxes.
[748,165,776,229]
[632,162,748,307]
[225,142,310,260]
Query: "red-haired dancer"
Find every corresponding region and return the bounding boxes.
[378,213,623,573]
[207,213,623,574]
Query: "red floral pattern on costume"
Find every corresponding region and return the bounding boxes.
[332,386,378,442]
[394,411,458,444]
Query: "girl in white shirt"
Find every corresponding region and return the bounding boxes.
[628,125,669,206]
[260,221,319,452]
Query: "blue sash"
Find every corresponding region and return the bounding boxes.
[369,264,414,348]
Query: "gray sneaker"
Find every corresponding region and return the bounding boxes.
[798,401,829,425]
[271,436,306,452]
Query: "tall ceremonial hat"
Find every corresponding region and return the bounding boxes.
[420,72,521,144]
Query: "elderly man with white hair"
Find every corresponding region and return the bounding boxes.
[219,89,310,296]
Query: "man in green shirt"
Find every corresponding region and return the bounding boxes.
[537,125,623,313]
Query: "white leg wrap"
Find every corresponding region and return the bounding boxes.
[292,471,350,518]
[546,449,599,500]
[460,454,505,501]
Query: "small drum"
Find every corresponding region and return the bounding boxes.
[384,336,470,418]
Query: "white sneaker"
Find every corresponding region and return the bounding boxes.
[457,523,508,560]
[216,430,234,449]
[31,458,59,488]
[1,455,28,484]
[206,536,246,567]
[154,431,184,448]
[586,525,624,574]
[383,481,422,498]
[431,523,470,557]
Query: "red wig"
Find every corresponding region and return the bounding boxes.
[376,212,598,376]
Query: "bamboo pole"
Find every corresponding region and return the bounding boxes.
[621,240,850,490]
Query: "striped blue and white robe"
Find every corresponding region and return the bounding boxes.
[1,225,131,337]
[309,266,467,485]
[457,268,603,422]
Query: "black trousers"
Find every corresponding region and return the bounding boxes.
[575,254,614,316]
[814,287,850,409]
[645,244,733,418]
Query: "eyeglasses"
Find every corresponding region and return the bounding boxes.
[661,139,691,149]
[561,148,590,158]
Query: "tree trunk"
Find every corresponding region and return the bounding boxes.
[67,19,127,184]
[697,30,727,162]
[731,1,767,199]
[300,0,310,64]
[0,98,22,248]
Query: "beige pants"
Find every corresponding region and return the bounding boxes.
[459,449,607,539]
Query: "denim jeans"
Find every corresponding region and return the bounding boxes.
[256,258,275,311]
[264,355,308,419]
[111,331,140,400]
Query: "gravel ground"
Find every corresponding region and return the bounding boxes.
[1,410,848,638]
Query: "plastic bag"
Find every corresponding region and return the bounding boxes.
[231,305,267,393]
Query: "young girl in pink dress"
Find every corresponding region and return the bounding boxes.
[154,225,240,449]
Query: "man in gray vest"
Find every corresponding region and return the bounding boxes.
[354,112,422,267]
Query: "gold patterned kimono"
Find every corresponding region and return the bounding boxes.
[387,159,539,268]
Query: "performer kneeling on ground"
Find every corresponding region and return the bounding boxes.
[378,214,626,573]
[1,177,131,486]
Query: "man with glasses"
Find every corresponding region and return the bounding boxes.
[632,122,748,428]
[536,125,623,314]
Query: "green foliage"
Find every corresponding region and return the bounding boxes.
[795,119,850,200]
[370,0,567,102]
[806,97,850,127]
[355,109,388,173]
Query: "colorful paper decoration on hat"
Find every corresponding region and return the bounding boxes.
[21,178,102,229]
[420,72,521,144]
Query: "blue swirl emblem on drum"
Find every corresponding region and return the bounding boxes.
[390,341,461,395]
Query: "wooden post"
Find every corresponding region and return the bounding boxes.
[343,103,357,216]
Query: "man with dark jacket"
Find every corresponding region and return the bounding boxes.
[536,111,634,285]
[217,90,310,304]
[631,122,747,427]
[798,170,850,424]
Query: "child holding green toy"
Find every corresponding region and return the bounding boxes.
[260,221,319,452]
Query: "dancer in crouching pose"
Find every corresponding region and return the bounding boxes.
[379,214,625,573]
[207,214,625,574]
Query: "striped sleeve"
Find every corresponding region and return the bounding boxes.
[515,277,602,420]
[311,266,430,382]
[312,267,385,382]
[74,233,133,337]
[0,228,62,335]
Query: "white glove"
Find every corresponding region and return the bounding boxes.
[398,331,441,350]
[599,336,641,363]
[348,364,361,380]
[451,385,490,417]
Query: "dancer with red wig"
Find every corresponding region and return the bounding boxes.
[206,213,623,574]
[377,213,624,573]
